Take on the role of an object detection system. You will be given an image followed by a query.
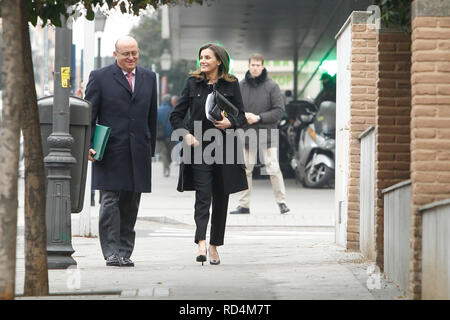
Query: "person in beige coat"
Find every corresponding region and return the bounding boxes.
[230,53,290,215]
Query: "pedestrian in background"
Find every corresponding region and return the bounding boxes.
[85,35,158,267]
[75,81,84,98]
[170,95,178,109]
[314,72,336,108]
[156,94,174,177]
[230,53,290,215]
[284,89,294,105]
[170,43,248,265]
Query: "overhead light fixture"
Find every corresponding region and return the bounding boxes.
[94,10,107,33]
[319,60,337,76]
[160,49,172,71]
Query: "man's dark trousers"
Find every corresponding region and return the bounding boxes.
[99,190,141,259]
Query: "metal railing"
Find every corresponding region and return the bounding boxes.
[382,180,411,295]
[359,126,375,260]
[420,199,450,299]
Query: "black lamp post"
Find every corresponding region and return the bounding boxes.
[45,14,77,269]
[159,49,171,98]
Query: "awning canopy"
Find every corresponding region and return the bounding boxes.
[167,0,373,98]
[168,0,373,62]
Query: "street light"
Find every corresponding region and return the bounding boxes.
[94,10,107,69]
[160,49,172,71]
[45,14,77,269]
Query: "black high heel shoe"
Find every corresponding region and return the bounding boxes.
[196,248,207,266]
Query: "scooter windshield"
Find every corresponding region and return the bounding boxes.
[314,101,336,137]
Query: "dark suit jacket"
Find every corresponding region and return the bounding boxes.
[85,62,157,193]
[169,76,248,195]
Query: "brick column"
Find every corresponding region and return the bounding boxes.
[410,0,450,299]
[375,29,412,270]
[348,13,377,250]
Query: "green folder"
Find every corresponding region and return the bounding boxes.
[93,124,111,161]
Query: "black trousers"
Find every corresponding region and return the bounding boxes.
[99,190,141,259]
[192,163,229,246]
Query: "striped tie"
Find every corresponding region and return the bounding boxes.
[126,72,133,91]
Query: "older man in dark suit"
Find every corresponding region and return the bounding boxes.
[85,35,157,267]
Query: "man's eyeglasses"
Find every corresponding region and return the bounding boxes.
[117,51,139,57]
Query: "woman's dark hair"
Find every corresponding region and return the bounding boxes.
[190,43,235,82]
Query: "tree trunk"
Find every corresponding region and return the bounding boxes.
[0,0,25,300]
[20,1,49,296]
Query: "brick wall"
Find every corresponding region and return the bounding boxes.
[375,31,412,270]
[348,23,377,249]
[410,13,450,299]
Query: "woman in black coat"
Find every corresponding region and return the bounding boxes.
[170,43,248,265]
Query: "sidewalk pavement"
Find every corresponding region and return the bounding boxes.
[92,162,336,228]
[14,162,405,300]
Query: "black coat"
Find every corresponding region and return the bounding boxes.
[170,76,248,195]
[85,63,157,193]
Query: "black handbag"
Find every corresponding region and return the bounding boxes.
[209,88,239,121]
[209,104,223,121]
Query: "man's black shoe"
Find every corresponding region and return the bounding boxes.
[229,206,250,214]
[106,255,120,267]
[119,257,135,267]
[279,203,290,214]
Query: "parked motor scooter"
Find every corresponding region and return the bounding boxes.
[291,100,336,188]
[277,100,316,179]
[254,100,303,180]
[277,113,295,178]
[249,110,293,180]
[284,100,316,157]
